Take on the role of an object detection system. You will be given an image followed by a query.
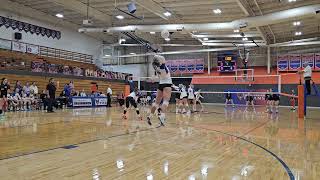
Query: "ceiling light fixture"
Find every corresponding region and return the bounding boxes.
[288,0,296,2]
[150,32,156,34]
[55,13,64,18]
[119,38,126,44]
[293,21,301,26]
[242,37,248,41]
[116,15,124,20]
[203,38,209,41]
[295,32,302,36]
[129,53,136,55]
[165,38,170,41]
[163,11,172,17]
[234,29,240,33]
[213,9,222,14]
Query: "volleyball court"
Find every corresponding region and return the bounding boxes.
[136,69,313,118]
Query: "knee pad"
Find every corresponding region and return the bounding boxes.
[162,100,169,107]
[152,103,159,108]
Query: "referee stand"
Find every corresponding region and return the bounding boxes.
[303,80,320,117]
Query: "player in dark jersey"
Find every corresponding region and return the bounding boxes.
[267,88,275,113]
[0,78,10,115]
[225,91,235,107]
[245,92,255,111]
[122,87,142,121]
[272,93,280,113]
[265,89,272,113]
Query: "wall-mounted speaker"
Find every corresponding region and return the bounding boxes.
[14,32,22,40]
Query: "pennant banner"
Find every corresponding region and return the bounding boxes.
[278,53,318,71]
[0,16,61,39]
[289,54,301,71]
[315,54,320,71]
[166,59,204,74]
[277,55,289,71]
[301,53,314,69]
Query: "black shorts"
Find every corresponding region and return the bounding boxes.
[158,84,172,91]
[175,93,180,99]
[126,97,137,108]
[118,99,125,106]
[180,96,188,100]
[273,96,280,101]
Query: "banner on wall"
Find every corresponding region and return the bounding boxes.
[301,53,314,69]
[72,98,93,107]
[31,61,45,72]
[0,38,11,50]
[48,64,59,74]
[315,54,320,70]
[0,16,61,39]
[166,59,204,74]
[277,55,289,71]
[289,54,301,71]
[26,44,39,54]
[93,97,108,106]
[12,41,26,53]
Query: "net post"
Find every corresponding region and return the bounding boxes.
[138,77,141,90]
[298,84,304,119]
[278,75,281,93]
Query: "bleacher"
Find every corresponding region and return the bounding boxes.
[0,49,126,96]
[0,49,96,71]
[0,73,125,96]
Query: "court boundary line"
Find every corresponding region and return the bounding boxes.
[190,124,295,180]
[0,124,162,161]
[0,118,295,180]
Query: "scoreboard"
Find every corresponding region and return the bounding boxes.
[217,52,237,72]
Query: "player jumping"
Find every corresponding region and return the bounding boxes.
[147,55,172,126]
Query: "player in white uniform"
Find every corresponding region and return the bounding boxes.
[188,84,196,112]
[194,89,204,112]
[122,87,142,120]
[178,84,190,114]
[147,55,172,126]
[171,84,181,114]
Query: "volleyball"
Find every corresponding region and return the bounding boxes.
[161,29,170,39]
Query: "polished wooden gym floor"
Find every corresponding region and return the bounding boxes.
[0,105,319,180]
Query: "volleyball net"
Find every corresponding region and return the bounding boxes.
[135,74,284,105]
[128,73,306,117]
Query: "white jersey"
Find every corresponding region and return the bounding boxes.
[188,87,195,99]
[303,65,312,78]
[180,87,188,99]
[156,64,172,84]
[128,91,137,99]
[195,92,203,101]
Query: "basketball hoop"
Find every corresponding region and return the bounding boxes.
[235,69,254,82]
